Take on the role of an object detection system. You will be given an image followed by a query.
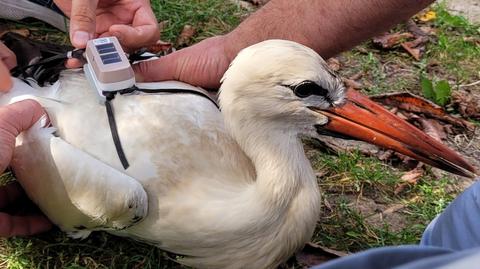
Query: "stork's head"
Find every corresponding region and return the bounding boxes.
[220,40,476,178]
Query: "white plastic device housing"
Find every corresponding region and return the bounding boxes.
[84,37,135,102]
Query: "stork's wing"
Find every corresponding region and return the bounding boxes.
[13,118,148,235]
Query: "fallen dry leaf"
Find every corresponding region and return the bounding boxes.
[296,242,347,267]
[401,42,421,60]
[147,40,173,54]
[371,92,475,131]
[373,32,414,49]
[395,167,424,194]
[400,36,429,60]
[343,78,363,89]
[452,89,480,120]
[348,71,363,81]
[463,36,480,46]
[176,25,196,47]
[406,19,429,37]
[418,10,437,22]
[401,168,424,183]
[326,58,341,71]
[0,28,30,38]
[342,72,364,89]
[418,118,447,142]
[400,37,427,60]
[157,20,168,32]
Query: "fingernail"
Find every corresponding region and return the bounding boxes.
[72,31,92,47]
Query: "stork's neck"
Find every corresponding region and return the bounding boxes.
[227,119,320,210]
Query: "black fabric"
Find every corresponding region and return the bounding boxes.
[2,32,76,85]
[27,0,66,16]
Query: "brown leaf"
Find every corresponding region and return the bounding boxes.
[401,36,429,60]
[452,89,480,120]
[176,25,196,47]
[157,20,168,32]
[146,40,173,54]
[296,242,347,267]
[418,118,447,142]
[401,41,421,60]
[395,168,424,194]
[0,28,30,38]
[343,78,363,89]
[406,19,429,37]
[463,36,480,46]
[348,71,363,81]
[327,58,341,71]
[400,168,424,183]
[373,32,414,49]
[371,92,475,131]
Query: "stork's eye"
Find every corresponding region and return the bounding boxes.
[291,81,329,99]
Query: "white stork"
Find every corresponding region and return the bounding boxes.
[0,40,475,269]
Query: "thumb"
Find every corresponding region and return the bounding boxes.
[133,53,179,83]
[69,0,99,48]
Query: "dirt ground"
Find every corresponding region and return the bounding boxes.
[446,0,480,23]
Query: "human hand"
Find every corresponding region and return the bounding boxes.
[133,36,233,89]
[0,42,17,92]
[0,100,53,237]
[54,0,159,67]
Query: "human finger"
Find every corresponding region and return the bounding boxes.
[108,5,159,49]
[0,100,46,173]
[65,58,84,69]
[108,24,159,50]
[0,61,13,92]
[0,213,53,237]
[69,0,99,48]
[0,42,17,70]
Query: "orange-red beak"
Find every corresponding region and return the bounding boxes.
[315,88,477,178]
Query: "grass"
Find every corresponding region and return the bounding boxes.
[428,3,480,84]
[0,1,478,268]
[339,3,480,96]
[0,231,184,269]
[306,147,457,252]
[151,0,247,44]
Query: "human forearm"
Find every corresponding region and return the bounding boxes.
[134,0,435,88]
[224,0,434,60]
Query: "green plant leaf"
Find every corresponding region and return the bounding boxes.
[420,74,435,100]
[434,80,452,106]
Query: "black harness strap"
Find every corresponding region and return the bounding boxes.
[104,92,130,169]
[102,86,219,170]
[117,87,219,109]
